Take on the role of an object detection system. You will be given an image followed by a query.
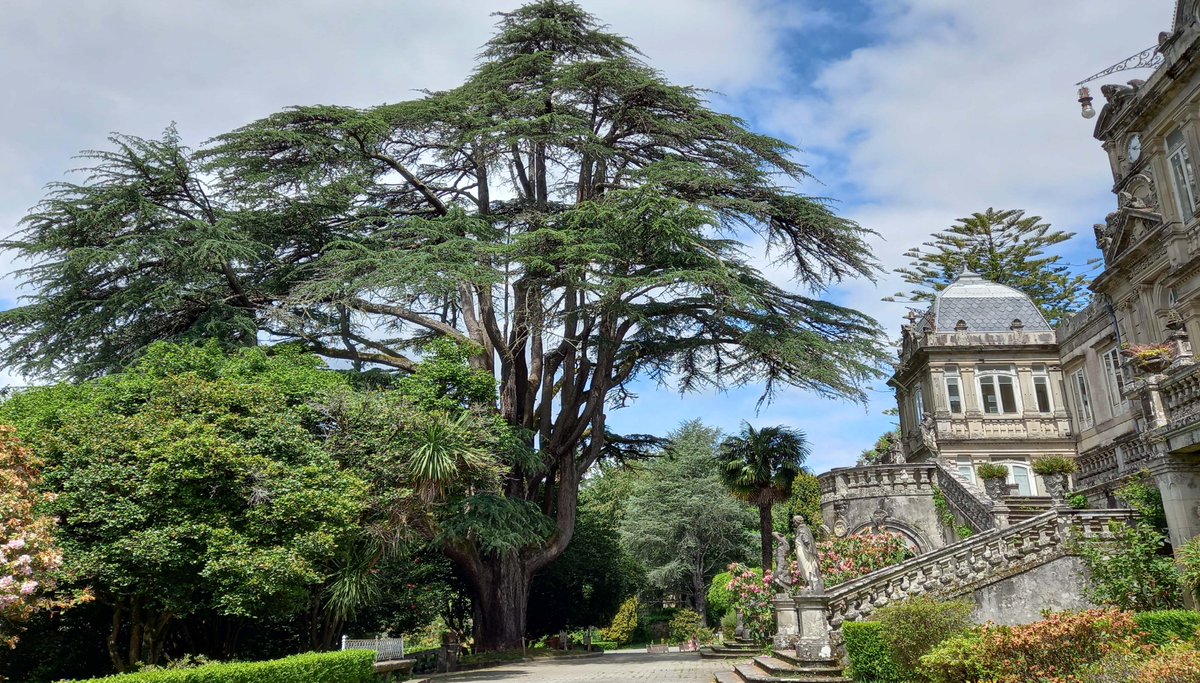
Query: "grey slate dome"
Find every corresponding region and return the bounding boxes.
[929,269,1051,333]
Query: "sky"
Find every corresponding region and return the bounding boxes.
[0,0,1177,472]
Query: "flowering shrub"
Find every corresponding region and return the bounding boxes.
[1121,343,1175,366]
[725,563,773,641]
[816,532,910,587]
[0,426,80,647]
[921,609,1146,683]
[1131,643,1200,683]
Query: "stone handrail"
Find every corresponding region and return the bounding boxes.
[819,464,937,497]
[1076,443,1119,490]
[1160,362,1200,433]
[937,415,1071,440]
[933,461,995,534]
[823,509,1132,630]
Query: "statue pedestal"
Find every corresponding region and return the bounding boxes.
[771,594,798,650]
[772,593,832,658]
[772,590,830,652]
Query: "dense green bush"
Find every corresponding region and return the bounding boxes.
[919,631,988,683]
[976,463,1008,481]
[842,621,909,683]
[66,651,375,683]
[603,597,639,644]
[1032,457,1078,476]
[874,597,975,674]
[720,610,738,640]
[1134,610,1200,645]
[1179,536,1200,601]
[1078,521,1183,611]
[921,609,1142,683]
[668,609,712,645]
[707,572,735,624]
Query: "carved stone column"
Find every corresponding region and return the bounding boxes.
[1148,456,1200,551]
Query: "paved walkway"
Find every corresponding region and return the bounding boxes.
[433,651,744,682]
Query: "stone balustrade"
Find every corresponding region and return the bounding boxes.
[819,464,937,498]
[1076,443,1119,490]
[822,509,1131,632]
[1161,362,1200,433]
[933,462,995,533]
[936,415,1071,441]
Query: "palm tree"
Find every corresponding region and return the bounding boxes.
[717,423,811,572]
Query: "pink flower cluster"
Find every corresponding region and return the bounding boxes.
[0,426,78,646]
[816,531,911,587]
[726,563,774,641]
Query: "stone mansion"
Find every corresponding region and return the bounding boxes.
[823,2,1200,556]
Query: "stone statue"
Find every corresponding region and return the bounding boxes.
[920,413,939,457]
[792,515,825,595]
[887,436,905,464]
[771,531,791,590]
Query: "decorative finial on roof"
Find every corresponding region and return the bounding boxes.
[959,265,979,279]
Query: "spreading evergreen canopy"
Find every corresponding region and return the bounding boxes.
[1,0,886,648]
[887,208,1090,326]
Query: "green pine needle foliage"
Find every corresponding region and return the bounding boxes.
[887,207,1090,327]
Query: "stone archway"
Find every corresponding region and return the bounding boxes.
[849,519,930,556]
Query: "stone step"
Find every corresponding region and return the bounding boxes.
[710,642,761,652]
[752,655,843,677]
[771,651,841,668]
[700,647,758,659]
[732,662,849,683]
[714,672,743,683]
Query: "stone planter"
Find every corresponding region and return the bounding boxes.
[982,477,1008,500]
[1044,473,1070,504]
[1134,356,1171,374]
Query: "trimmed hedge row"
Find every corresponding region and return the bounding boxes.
[1134,610,1200,645]
[842,621,908,683]
[68,650,376,683]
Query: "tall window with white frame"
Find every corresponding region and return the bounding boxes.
[1167,127,1198,220]
[1101,346,1126,408]
[1071,369,1094,430]
[914,382,925,418]
[1032,365,1053,413]
[944,366,963,414]
[977,366,1020,414]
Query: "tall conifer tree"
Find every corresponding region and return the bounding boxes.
[887,208,1089,326]
[1,1,885,648]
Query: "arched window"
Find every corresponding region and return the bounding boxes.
[994,460,1036,496]
[977,365,1020,415]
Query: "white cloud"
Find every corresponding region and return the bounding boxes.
[0,0,1180,467]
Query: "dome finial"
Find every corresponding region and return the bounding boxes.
[958,265,979,279]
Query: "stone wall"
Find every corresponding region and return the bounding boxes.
[971,556,1095,624]
[819,465,944,552]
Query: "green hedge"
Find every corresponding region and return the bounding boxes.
[1134,610,1200,645]
[842,621,909,683]
[68,651,376,683]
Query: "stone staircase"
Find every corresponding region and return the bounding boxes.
[713,651,848,683]
[1004,495,1055,523]
[711,508,1134,683]
[699,638,762,659]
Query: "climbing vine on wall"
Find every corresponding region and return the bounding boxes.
[931,486,974,539]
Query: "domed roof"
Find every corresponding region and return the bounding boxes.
[929,269,1051,333]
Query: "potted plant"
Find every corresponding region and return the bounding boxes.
[976,463,1010,500]
[1032,457,1078,503]
[1120,342,1175,373]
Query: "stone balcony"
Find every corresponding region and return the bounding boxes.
[935,414,1072,441]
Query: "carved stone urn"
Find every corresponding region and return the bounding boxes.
[982,477,1008,501]
[1044,473,1070,504]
